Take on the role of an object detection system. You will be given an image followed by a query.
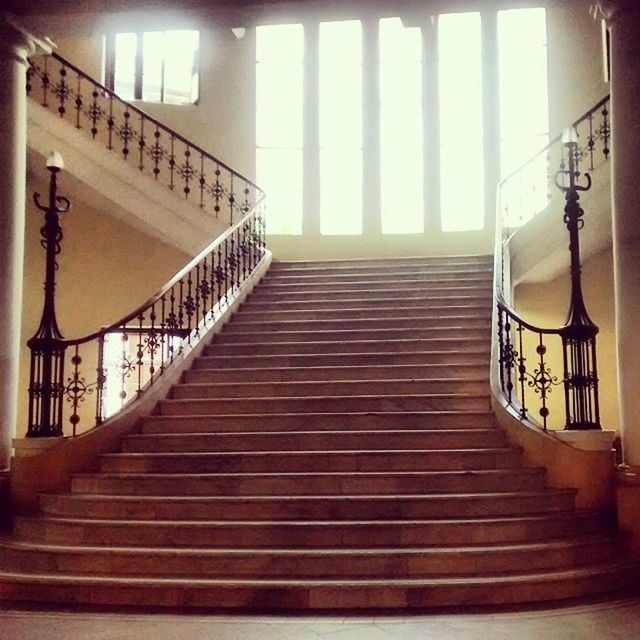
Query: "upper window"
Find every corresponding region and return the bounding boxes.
[104,30,200,104]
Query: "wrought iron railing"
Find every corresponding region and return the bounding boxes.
[28,194,266,437]
[26,51,263,226]
[499,96,610,228]
[494,99,609,431]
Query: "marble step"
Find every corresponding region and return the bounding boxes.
[99,448,522,474]
[224,316,490,333]
[12,511,605,548]
[193,350,490,369]
[122,429,506,453]
[252,277,493,297]
[244,292,492,306]
[269,256,493,272]
[213,327,491,345]
[141,411,495,433]
[70,469,549,497]
[202,338,490,357]
[39,491,576,521]
[0,561,634,608]
[157,394,492,416]
[241,298,493,313]
[184,363,489,384]
[171,379,489,400]
[265,270,493,285]
[0,535,620,578]
[233,305,491,322]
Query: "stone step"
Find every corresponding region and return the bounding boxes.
[184,363,489,384]
[214,327,491,345]
[193,350,490,369]
[99,448,522,474]
[225,316,490,333]
[234,305,491,322]
[0,535,617,579]
[122,429,506,453]
[0,561,634,608]
[157,393,492,416]
[266,270,493,285]
[171,378,489,400]
[12,511,604,548]
[203,338,490,357]
[141,411,495,433]
[39,491,576,521]
[270,256,493,272]
[241,298,492,313]
[253,283,493,297]
[245,292,492,306]
[70,469,548,497]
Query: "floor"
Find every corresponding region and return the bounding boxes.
[1,595,640,640]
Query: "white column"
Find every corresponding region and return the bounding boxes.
[599,2,640,468]
[0,15,50,476]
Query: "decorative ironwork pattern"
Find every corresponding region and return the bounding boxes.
[26,51,264,227]
[499,95,611,228]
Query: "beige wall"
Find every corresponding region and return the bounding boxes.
[24,1,608,261]
[514,248,619,431]
[18,172,188,437]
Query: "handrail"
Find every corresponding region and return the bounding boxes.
[499,95,610,229]
[493,97,609,432]
[25,50,268,438]
[27,51,264,225]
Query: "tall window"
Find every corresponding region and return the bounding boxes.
[105,30,199,104]
[438,12,484,232]
[498,8,549,220]
[255,24,304,235]
[379,18,424,234]
[319,20,363,235]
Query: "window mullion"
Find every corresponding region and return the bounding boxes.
[134,31,143,100]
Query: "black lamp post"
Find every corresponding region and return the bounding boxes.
[555,130,601,430]
[26,151,71,437]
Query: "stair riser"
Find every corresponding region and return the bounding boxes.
[184,364,489,384]
[244,295,491,309]
[141,412,495,433]
[235,307,491,322]
[0,568,633,609]
[40,494,575,521]
[171,379,489,400]
[100,450,522,474]
[122,431,506,453]
[264,273,493,285]
[194,352,490,368]
[71,471,548,496]
[270,260,493,273]
[225,318,490,333]
[12,515,598,548]
[203,339,490,357]
[158,395,491,416]
[214,328,491,344]
[254,284,493,297]
[0,541,616,578]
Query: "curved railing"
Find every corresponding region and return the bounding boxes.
[494,98,610,431]
[499,95,610,229]
[25,51,267,438]
[26,51,263,226]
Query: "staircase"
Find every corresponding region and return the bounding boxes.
[0,255,634,609]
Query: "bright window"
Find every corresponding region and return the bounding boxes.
[255,24,304,235]
[498,8,549,223]
[379,18,424,234]
[106,30,199,104]
[319,20,363,235]
[438,12,484,232]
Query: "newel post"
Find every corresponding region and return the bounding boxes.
[26,151,71,438]
[555,132,601,431]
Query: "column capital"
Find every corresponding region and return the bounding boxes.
[0,13,52,66]
[594,1,640,25]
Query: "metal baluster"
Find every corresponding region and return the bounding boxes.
[517,322,527,419]
[199,154,205,209]
[74,72,82,128]
[152,127,162,178]
[96,335,106,425]
[169,135,176,190]
[138,114,145,171]
[136,313,144,396]
[107,93,114,150]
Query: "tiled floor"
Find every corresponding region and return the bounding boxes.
[1,596,640,640]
